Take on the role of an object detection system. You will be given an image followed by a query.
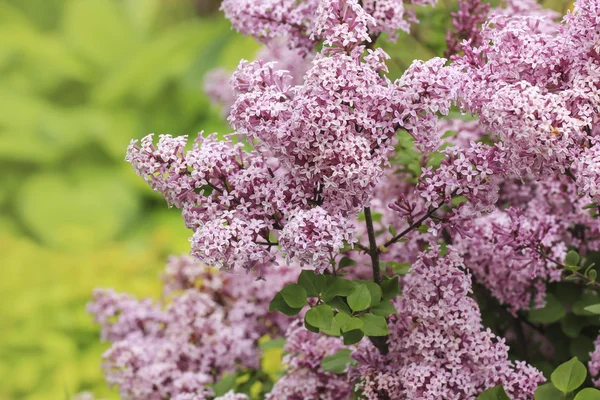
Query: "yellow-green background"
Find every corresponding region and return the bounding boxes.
[0,0,261,398]
[0,0,568,398]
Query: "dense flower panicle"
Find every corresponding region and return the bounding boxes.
[221,0,439,53]
[88,256,298,400]
[266,321,352,400]
[450,172,600,311]
[161,255,299,334]
[312,0,375,49]
[221,0,318,53]
[393,58,461,152]
[454,208,564,311]
[279,207,355,271]
[590,335,600,388]
[444,0,490,57]
[453,3,599,198]
[350,248,545,399]
[417,142,506,215]
[228,48,397,215]
[90,290,255,400]
[127,133,302,272]
[573,141,600,204]
[205,40,313,116]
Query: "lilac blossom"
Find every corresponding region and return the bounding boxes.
[266,321,353,400]
[349,248,545,399]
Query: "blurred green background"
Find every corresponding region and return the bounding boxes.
[0,0,569,398]
[0,0,261,398]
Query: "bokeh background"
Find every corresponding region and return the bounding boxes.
[0,0,567,399]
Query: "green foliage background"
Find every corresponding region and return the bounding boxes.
[0,0,260,398]
[0,0,571,399]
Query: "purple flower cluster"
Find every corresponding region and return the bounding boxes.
[266,321,352,400]
[88,256,297,399]
[221,0,440,53]
[349,248,545,399]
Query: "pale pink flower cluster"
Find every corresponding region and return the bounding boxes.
[221,0,440,53]
[266,321,352,400]
[88,256,297,400]
[204,39,313,116]
[128,0,464,274]
[452,173,600,312]
[349,248,545,399]
[454,2,600,198]
[589,335,600,388]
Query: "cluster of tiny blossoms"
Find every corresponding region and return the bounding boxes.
[221,0,439,54]
[349,248,545,399]
[266,321,352,399]
[88,256,297,399]
[128,0,462,274]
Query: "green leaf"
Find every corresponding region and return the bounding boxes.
[259,338,286,350]
[387,262,411,275]
[551,357,587,393]
[574,293,600,316]
[322,314,342,336]
[570,336,594,363]
[388,225,397,237]
[63,0,135,68]
[347,284,371,312]
[364,281,382,306]
[321,349,353,374]
[417,224,429,233]
[338,257,357,270]
[341,317,364,333]
[561,314,588,338]
[298,270,326,297]
[334,312,351,327]
[381,276,401,301]
[528,294,566,324]
[342,329,364,345]
[359,314,389,337]
[326,296,353,315]
[584,304,600,315]
[304,320,320,333]
[575,388,600,400]
[476,385,511,400]
[212,373,237,397]
[323,277,356,302]
[280,284,307,308]
[305,304,334,331]
[269,293,302,316]
[371,300,398,317]
[565,250,581,267]
[534,383,564,400]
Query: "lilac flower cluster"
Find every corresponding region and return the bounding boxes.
[88,256,297,399]
[590,336,600,388]
[221,0,440,53]
[454,1,600,196]
[349,248,545,399]
[128,0,463,274]
[266,321,352,400]
[204,39,313,117]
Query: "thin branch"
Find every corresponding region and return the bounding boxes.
[382,202,447,249]
[536,248,600,288]
[364,206,389,355]
[364,207,382,285]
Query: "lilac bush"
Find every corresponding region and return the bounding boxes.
[88,0,600,398]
